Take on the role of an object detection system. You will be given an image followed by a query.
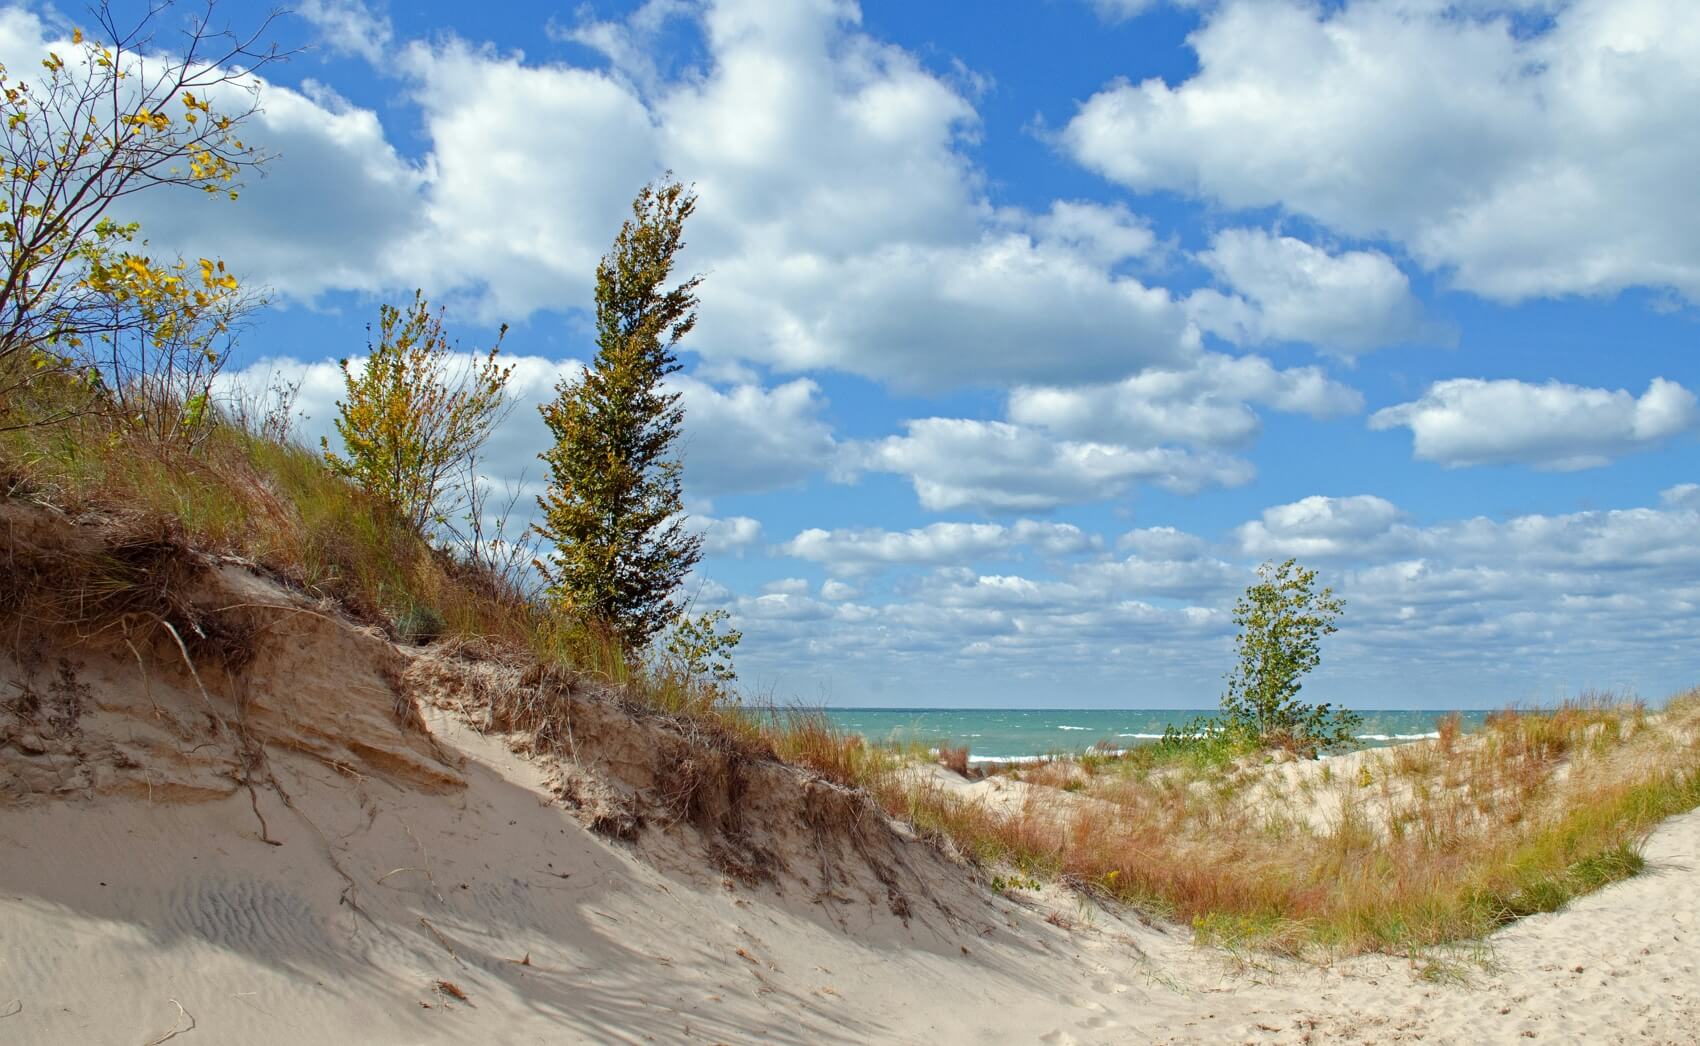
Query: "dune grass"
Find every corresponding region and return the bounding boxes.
[3,408,536,643]
[8,398,1697,962]
[887,691,1700,957]
[0,400,886,784]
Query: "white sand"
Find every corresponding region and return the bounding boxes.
[3,711,1697,1044]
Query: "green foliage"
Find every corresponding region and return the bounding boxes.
[1479,843,1646,923]
[1466,819,1665,933]
[535,175,704,651]
[1191,911,1294,953]
[1152,715,1261,768]
[0,3,276,428]
[393,601,446,645]
[662,608,741,689]
[1140,560,1354,764]
[1220,558,1358,754]
[324,291,512,534]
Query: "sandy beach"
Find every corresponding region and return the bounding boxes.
[0,503,1692,1044]
[4,676,1697,1043]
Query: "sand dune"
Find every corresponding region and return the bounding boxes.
[6,716,1698,1044]
[2,506,1697,1043]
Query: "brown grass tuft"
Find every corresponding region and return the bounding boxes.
[937,744,971,777]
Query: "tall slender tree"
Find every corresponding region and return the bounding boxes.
[535,176,704,651]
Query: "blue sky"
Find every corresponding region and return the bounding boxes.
[5,0,1696,708]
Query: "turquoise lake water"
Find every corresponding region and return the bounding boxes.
[820,708,1493,762]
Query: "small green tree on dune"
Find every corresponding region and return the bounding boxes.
[662,607,742,694]
[1220,558,1358,754]
[324,292,513,534]
[535,175,704,652]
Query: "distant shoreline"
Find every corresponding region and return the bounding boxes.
[813,706,1495,761]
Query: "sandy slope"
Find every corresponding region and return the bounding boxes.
[0,708,1195,1045]
[2,711,1697,1045]
[1,506,1696,1044]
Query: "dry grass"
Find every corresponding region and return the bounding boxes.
[0,402,888,801]
[2,409,537,647]
[937,744,972,777]
[765,710,905,789]
[882,691,1700,957]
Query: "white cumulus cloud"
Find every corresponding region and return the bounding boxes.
[1062,0,1700,303]
[1663,484,1700,510]
[1191,228,1440,356]
[862,418,1254,513]
[40,0,1206,393]
[1236,495,1405,559]
[1370,377,1699,470]
[717,487,1700,705]
[672,375,841,496]
[1008,352,1362,448]
[295,0,394,62]
[781,520,1100,575]
[688,515,764,557]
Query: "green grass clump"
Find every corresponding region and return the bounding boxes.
[1150,716,1262,769]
